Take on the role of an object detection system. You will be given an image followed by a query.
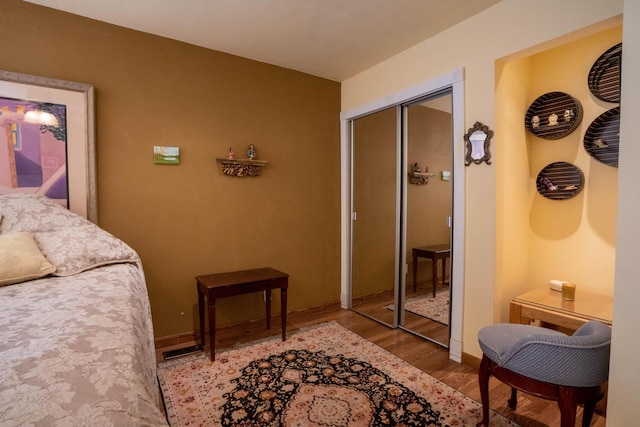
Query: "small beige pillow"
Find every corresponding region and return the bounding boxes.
[0,232,56,286]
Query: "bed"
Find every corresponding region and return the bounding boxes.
[0,194,167,426]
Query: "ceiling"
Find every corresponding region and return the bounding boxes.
[25,0,501,82]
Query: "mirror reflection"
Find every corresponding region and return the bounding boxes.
[469,130,487,160]
[402,94,452,345]
[350,91,453,347]
[351,106,398,327]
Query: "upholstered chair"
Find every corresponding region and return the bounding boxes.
[475,320,611,427]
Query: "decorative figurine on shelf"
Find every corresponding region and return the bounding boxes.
[548,113,558,126]
[531,115,540,129]
[247,144,256,160]
[539,176,558,191]
[228,147,234,159]
[413,162,421,173]
[564,109,574,122]
[592,138,608,148]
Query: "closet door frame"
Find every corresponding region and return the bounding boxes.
[340,68,466,361]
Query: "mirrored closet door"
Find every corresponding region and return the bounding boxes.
[350,90,453,347]
[399,92,452,345]
[350,106,399,327]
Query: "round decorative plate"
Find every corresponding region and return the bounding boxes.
[584,107,620,168]
[525,92,583,139]
[588,43,622,103]
[536,162,584,200]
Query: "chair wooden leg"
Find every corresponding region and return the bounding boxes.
[582,400,596,427]
[508,387,518,410]
[476,354,491,427]
[558,386,578,427]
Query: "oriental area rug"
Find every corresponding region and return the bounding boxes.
[157,322,517,427]
[386,290,450,325]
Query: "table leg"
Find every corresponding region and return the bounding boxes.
[509,302,527,324]
[431,257,437,297]
[281,287,287,341]
[266,289,272,330]
[198,289,205,348]
[442,256,447,287]
[412,250,418,292]
[208,298,216,361]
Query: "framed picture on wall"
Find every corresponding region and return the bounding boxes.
[0,70,97,223]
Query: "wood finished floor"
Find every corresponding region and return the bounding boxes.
[156,303,606,427]
[352,281,450,344]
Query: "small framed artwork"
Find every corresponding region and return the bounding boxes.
[154,146,180,165]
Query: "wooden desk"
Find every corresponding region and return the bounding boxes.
[197,267,289,361]
[412,244,450,296]
[509,287,612,331]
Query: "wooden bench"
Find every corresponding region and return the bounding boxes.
[196,267,288,361]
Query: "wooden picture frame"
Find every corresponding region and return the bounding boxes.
[0,70,97,223]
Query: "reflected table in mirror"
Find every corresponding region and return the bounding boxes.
[412,244,450,296]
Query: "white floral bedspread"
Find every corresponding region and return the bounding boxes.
[0,194,167,426]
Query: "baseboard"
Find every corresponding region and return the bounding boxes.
[461,351,481,370]
[155,331,200,349]
[154,301,344,349]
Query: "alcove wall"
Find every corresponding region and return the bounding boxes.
[496,26,622,321]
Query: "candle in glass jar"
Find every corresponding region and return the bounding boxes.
[562,283,576,301]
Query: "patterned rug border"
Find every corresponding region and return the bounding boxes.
[157,321,339,370]
[157,321,519,427]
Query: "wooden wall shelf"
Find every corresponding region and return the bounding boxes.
[408,172,434,185]
[216,158,268,177]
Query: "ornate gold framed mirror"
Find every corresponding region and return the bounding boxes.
[464,121,493,166]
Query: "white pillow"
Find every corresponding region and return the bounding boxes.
[0,232,56,286]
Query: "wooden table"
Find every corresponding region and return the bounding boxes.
[196,267,289,361]
[509,287,612,332]
[412,244,450,295]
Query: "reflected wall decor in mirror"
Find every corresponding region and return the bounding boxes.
[464,121,493,166]
[349,89,454,347]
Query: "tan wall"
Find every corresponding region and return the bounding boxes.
[0,0,341,339]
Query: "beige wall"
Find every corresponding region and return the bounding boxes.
[497,27,622,323]
[342,0,636,421]
[608,1,640,424]
[342,0,622,357]
[0,0,341,339]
